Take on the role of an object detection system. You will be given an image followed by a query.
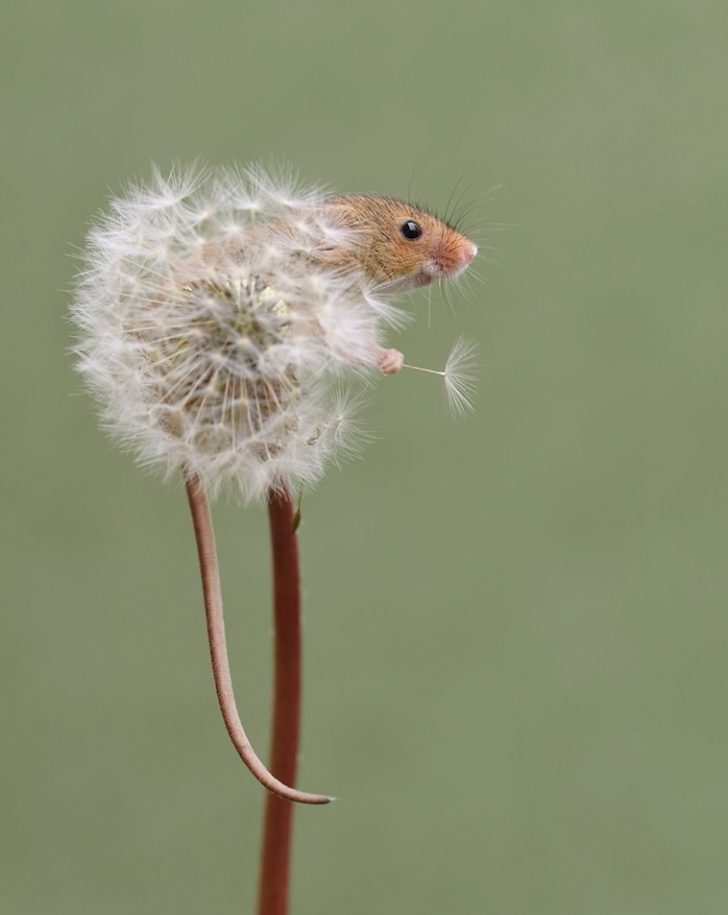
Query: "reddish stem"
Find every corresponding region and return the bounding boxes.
[185,475,331,806]
[257,489,309,915]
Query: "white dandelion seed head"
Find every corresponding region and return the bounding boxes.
[71,165,392,502]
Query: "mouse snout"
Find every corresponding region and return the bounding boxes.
[432,237,478,277]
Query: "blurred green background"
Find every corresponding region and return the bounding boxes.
[3,1,728,912]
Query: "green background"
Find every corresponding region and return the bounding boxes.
[3,1,728,912]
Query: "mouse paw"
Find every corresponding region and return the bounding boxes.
[377,347,404,376]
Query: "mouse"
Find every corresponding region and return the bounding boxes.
[319,195,477,374]
[221,192,478,376]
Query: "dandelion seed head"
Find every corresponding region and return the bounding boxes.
[71,165,389,502]
[71,164,478,501]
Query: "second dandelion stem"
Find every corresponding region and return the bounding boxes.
[257,490,306,915]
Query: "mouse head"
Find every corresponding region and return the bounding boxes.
[324,196,478,291]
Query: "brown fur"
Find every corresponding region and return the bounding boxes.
[323,196,476,288]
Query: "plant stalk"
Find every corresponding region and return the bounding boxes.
[257,489,309,915]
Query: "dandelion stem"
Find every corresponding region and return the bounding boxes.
[402,363,446,377]
[257,489,310,915]
[185,475,332,806]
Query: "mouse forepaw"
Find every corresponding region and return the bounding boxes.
[377,347,404,376]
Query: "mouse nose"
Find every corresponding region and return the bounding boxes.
[462,242,478,266]
[433,238,478,276]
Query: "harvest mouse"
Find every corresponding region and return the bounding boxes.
[218,192,478,375]
[316,195,478,374]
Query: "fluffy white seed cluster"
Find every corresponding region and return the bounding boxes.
[71,165,391,502]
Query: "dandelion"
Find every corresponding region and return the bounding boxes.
[71,164,479,915]
[72,166,383,504]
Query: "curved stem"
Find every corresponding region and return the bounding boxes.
[257,490,309,915]
[185,475,332,806]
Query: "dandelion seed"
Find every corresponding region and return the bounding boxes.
[402,336,478,416]
[443,336,478,415]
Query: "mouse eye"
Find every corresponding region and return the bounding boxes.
[400,220,423,240]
